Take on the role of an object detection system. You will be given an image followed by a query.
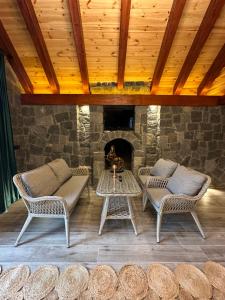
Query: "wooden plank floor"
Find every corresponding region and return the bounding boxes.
[0,188,225,271]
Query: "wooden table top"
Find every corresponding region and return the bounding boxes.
[96,170,142,197]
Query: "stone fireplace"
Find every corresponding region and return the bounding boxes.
[77,105,161,185]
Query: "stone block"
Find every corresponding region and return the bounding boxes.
[62,121,73,129]
[55,112,69,122]
[48,125,59,134]
[30,144,43,155]
[188,123,198,130]
[191,111,202,122]
[64,145,72,153]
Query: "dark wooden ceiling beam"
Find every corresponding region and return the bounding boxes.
[68,0,90,94]
[173,0,225,95]
[197,43,225,95]
[17,0,60,94]
[21,94,223,106]
[117,0,131,89]
[150,0,186,94]
[0,20,33,94]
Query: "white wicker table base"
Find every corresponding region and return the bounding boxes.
[98,196,138,235]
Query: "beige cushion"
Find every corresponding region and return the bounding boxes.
[53,175,89,212]
[21,165,60,197]
[147,188,172,208]
[48,159,72,185]
[167,166,206,196]
[151,159,178,177]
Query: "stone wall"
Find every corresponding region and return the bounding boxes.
[159,106,225,187]
[5,61,225,187]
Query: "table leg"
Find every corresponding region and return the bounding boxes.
[127,197,138,235]
[99,196,109,235]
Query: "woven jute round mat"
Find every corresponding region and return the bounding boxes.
[78,289,92,300]
[56,264,89,300]
[212,288,225,300]
[146,263,179,299]
[178,288,193,300]
[43,290,59,300]
[89,265,118,300]
[23,265,59,300]
[110,284,126,300]
[0,264,30,299]
[143,288,160,300]
[175,264,212,299]
[7,290,24,300]
[203,261,225,293]
[119,264,148,300]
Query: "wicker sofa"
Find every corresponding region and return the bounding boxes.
[143,165,211,243]
[13,159,89,247]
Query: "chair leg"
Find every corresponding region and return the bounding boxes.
[64,217,70,248]
[156,213,162,243]
[87,182,90,201]
[15,215,33,247]
[191,211,206,239]
[142,193,148,211]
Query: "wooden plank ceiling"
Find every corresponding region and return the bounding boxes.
[0,0,224,103]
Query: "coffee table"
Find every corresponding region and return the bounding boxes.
[96,170,142,235]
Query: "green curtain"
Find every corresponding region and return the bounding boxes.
[0,51,18,213]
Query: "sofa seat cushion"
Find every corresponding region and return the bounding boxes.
[21,165,60,197]
[147,188,172,208]
[167,166,206,196]
[53,175,89,212]
[48,159,72,185]
[151,159,178,177]
[139,175,149,186]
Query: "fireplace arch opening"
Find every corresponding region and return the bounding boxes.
[104,138,134,170]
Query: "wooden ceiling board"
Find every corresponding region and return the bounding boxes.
[160,0,212,94]
[125,0,173,82]
[0,0,50,91]
[31,0,83,93]
[0,0,224,97]
[80,0,120,83]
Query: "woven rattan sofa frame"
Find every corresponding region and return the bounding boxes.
[142,173,211,243]
[13,167,90,248]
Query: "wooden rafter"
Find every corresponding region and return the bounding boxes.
[20,94,223,106]
[117,0,131,89]
[150,0,186,94]
[0,20,33,94]
[17,0,60,94]
[198,43,225,95]
[173,0,225,95]
[68,0,90,94]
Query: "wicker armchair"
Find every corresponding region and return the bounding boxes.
[13,166,89,247]
[143,173,211,243]
[138,166,172,211]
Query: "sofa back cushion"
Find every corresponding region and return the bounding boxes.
[21,165,60,197]
[167,166,206,196]
[48,159,72,185]
[151,158,178,177]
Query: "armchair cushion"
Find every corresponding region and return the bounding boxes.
[147,188,172,208]
[167,166,206,196]
[21,165,59,197]
[150,159,178,177]
[48,159,72,185]
[53,175,89,212]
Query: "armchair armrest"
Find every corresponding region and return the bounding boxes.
[22,195,69,217]
[145,177,168,189]
[71,166,90,176]
[138,166,152,176]
[159,194,198,213]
